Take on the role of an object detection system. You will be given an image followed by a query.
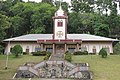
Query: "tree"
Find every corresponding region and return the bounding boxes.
[71,0,94,13]
[0,13,11,40]
[12,45,23,57]
[93,23,109,37]
[42,0,53,5]
[107,2,119,37]
[99,48,107,58]
[0,45,4,54]
[96,0,112,15]
[113,43,120,55]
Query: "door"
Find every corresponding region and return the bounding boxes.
[56,45,65,54]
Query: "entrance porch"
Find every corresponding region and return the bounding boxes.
[37,39,82,54]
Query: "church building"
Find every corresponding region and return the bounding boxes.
[3,6,118,55]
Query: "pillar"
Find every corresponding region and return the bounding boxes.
[77,43,79,51]
[53,43,55,54]
[65,43,67,52]
[41,43,44,51]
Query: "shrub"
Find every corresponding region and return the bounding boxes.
[0,45,4,54]
[41,51,47,56]
[23,52,28,55]
[64,51,72,62]
[44,51,52,60]
[84,51,88,55]
[73,51,88,55]
[12,45,23,57]
[99,48,107,58]
[89,53,96,55]
[32,51,41,56]
[113,43,120,55]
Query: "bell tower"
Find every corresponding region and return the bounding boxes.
[53,4,68,40]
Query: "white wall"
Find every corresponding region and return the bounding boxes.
[54,19,66,39]
[4,42,40,54]
[4,41,113,55]
[81,41,113,54]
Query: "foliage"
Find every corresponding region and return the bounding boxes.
[23,52,28,55]
[71,0,94,13]
[11,45,23,57]
[0,45,4,54]
[113,42,120,55]
[64,51,72,62]
[93,23,109,37]
[99,48,107,58]
[32,51,47,56]
[44,51,52,60]
[0,0,120,41]
[73,51,88,55]
[0,13,11,39]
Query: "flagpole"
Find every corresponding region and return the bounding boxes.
[5,40,10,69]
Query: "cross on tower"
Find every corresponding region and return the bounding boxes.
[56,31,63,38]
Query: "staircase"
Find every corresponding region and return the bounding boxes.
[15,53,92,79]
[49,53,64,61]
[33,61,46,69]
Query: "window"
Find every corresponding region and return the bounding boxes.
[92,46,96,53]
[35,46,41,52]
[57,20,63,27]
[68,48,75,53]
[81,46,87,52]
[46,48,53,53]
[26,46,29,53]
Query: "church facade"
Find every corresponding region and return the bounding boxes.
[3,6,118,55]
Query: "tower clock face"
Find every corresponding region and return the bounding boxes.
[56,31,63,38]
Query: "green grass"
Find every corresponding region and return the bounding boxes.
[0,55,45,80]
[72,55,120,80]
[0,55,120,80]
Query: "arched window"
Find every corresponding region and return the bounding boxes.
[26,46,29,53]
[92,46,96,53]
[35,46,41,52]
[81,46,87,52]
[57,20,63,27]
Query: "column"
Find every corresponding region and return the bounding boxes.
[65,43,67,52]
[41,43,44,51]
[77,43,79,51]
[53,43,55,54]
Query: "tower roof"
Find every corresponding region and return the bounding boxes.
[55,5,64,16]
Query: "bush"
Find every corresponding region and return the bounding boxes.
[113,43,120,55]
[0,45,4,54]
[99,48,107,58]
[64,51,72,62]
[41,51,47,55]
[73,51,88,55]
[84,51,88,55]
[32,51,41,56]
[44,51,52,60]
[89,53,96,55]
[12,45,23,57]
[32,51,48,56]
[23,52,28,55]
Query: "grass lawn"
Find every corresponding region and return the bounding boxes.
[0,55,45,80]
[72,55,120,80]
[0,55,120,80]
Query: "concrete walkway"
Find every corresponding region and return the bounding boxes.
[49,53,64,61]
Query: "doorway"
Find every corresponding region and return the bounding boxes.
[55,45,65,54]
